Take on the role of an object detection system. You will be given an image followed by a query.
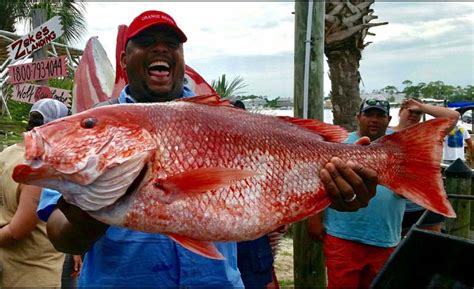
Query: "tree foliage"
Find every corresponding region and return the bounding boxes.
[402,81,473,102]
[211,74,248,99]
[0,0,87,45]
[374,81,473,103]
[265,97,280,108]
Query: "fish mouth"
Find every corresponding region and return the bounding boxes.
[12,163,57,185]
[15,149,152,213]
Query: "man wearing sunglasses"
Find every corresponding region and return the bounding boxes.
[309,95,408,289]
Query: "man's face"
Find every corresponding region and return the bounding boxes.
[26,111,44,131]
[121,26,185,103]
[357,108,392,141]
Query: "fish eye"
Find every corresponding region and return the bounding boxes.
[81,118,97,129]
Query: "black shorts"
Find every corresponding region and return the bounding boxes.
[402,209,445,230]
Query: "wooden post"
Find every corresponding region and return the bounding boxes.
[293,1,326,288]
[471,174,474,230]
[444,159,471,238]
[471,114,474,229]
[31,9,48,86]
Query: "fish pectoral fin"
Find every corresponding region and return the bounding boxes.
[277,116,348,143]
[168,233,224,260]
[155,167,259,201]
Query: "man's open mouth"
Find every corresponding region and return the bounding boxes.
[148,61,171,79]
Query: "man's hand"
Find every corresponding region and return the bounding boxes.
[321,157,377,212]
[57,198,106,228]
[402,98,423,111]
[70,255,83,278]
[267,226,287,256]
[47,198,109,254]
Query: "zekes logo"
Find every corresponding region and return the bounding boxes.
[7,16,64,61]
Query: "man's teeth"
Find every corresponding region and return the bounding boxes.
[148,61,170,70]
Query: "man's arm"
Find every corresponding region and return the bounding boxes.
[46,198,109,254]
[405,99,460,132]
[0,185,41,246]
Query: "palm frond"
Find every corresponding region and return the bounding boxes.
[0,0,87,46]
[211,74,248,99]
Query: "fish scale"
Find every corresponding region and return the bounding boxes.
[13,95,455,259]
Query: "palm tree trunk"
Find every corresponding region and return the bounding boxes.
[327,47,361,131]
[324,0,388,131]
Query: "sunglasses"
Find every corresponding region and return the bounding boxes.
[364,99,389,107]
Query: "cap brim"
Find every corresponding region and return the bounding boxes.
[128,23,187,43]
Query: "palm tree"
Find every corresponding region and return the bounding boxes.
[211,74,248,99]
[0,1,29,33]
[325,0,387,130]
[0,0,87,45]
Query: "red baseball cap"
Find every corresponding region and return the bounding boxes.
[125,10,187,43]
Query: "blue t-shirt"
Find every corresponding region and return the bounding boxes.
[37,86,244,288]
[324,131,406,248]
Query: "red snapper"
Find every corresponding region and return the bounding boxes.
[13,95,455,259]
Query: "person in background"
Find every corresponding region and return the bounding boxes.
[392,98,459,234]
[38,10,379,288]
[442,119,472,164]
[37,175,84,288]
[308,96,406,289]
[0,98,68,287]
[61,254,83,287]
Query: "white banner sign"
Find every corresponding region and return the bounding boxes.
[7,16,63,61]
[12,83,71,107]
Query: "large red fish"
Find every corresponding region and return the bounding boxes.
[13,95,455,259]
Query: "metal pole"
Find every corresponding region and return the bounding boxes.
[302,0,314,119]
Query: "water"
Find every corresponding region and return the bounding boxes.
[257,108,404,127]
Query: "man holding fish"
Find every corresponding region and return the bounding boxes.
[308,96,455,288]
[14,10,434,288]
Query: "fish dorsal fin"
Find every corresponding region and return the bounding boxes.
[277,116,348,143]
[155,167,259,203]
[179,94,234,107]
[168,233,224,259]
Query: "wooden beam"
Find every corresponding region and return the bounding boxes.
[293,1,326,288]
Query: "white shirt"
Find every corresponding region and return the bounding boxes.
[443,122,471,161]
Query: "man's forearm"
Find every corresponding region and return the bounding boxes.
[47,208,108,254]
[0,224,16,247]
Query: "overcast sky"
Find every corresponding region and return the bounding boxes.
[71,2,473,99]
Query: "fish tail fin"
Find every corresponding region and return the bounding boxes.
[378,117,456,217]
